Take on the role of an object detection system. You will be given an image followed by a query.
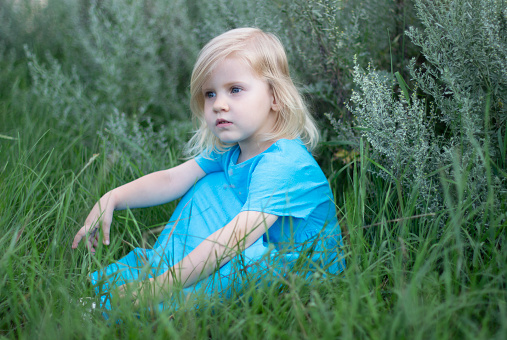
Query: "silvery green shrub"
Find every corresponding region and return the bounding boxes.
[21,0,198,171]
[26,46,95,126]
[277,0,420,120]
[347,60,442,212]
[22,0,198,122]
[347,0,506,222]
[84,0,198,117]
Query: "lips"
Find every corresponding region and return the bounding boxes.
[216,118,232,126]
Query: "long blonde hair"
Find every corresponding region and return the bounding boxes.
[185,27,319,157]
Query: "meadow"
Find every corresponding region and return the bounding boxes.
[0,0,506,338]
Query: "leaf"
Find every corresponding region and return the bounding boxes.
[395,71,411,104]
[0,134,17,141]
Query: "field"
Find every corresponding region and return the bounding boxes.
[0,0,506,338]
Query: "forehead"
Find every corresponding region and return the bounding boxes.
[202,56,260,87]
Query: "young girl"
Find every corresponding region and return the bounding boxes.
[72,27,345,310]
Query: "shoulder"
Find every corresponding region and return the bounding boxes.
[257,139,321,172]
[244,139,333,219]
[252,138,326,183]
[269,138,309,154]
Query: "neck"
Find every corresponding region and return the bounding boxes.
[237,139,276,163]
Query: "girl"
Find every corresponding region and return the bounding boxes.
[72,27,345,310]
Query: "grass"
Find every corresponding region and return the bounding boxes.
[1,90,506,340]
[1,42,506,340]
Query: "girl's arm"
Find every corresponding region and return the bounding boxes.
[72,159,206,252]
[124,210,278,301]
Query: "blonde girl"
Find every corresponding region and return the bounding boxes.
[72,27,345,310]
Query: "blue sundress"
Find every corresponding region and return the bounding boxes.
[90,138,345,310]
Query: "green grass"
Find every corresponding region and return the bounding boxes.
[1,3,506,333]
[1,76,506,339]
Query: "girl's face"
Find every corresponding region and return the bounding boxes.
[201,56,278,159]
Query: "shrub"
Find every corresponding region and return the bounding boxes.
[26,46,95,126]
[18,0,199,172]
[345,0,507,231]
[278,0,420,120]
[347,61,441,212]
[11,0,199,123]
[84,0,198,117]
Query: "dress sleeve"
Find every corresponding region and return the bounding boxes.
[194,149,224,174]
[241,149,333,220]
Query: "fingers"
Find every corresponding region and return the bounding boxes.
[86,237,96,254]
[88,228,100,253]
[103,214,113,246]
[73,219,112,252]
[102,228,110,246]
[83,229,94,253]
[72,226,91,249]
[72,225,98,252]
[73,201,114,251]
[71,232,83,249]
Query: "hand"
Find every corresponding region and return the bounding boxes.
[72,191,116,252]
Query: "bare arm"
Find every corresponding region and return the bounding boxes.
[72,159,206,251]
[125,210,278,302]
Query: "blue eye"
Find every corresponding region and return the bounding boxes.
[231,87,242,94]
[205,91,216,98]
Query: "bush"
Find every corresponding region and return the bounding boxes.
[345,0,507,232]
[7,0,199,124]
[278,0,420,120]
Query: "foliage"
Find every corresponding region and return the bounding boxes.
[345,0,507,227]
[406,0,507,212]
[16,0,199,173]
[83,0,197,117]
[7,0,198,121]
[26,46,94,126]
[98,109,191,174]
[278,0,421,120]
[347,63,441,212]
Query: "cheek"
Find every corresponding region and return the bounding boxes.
[203,101,211,115]
[204,107,215,126]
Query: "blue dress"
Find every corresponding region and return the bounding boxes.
[90,138,345,310]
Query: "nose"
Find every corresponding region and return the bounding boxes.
[212,93,229,113]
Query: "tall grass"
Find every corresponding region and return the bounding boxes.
[1,85,506,338]
[1,0,506,338]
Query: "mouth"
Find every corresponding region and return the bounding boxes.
[216,119,232,126]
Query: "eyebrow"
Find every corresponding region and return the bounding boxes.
[226,81,247,90]
[202,81,247,91]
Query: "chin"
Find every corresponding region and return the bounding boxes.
[216,135,240,144]
[219,139,240,145]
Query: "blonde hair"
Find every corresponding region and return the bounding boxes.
[185,27,319,157]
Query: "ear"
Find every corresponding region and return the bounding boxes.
[270,91,280,112]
